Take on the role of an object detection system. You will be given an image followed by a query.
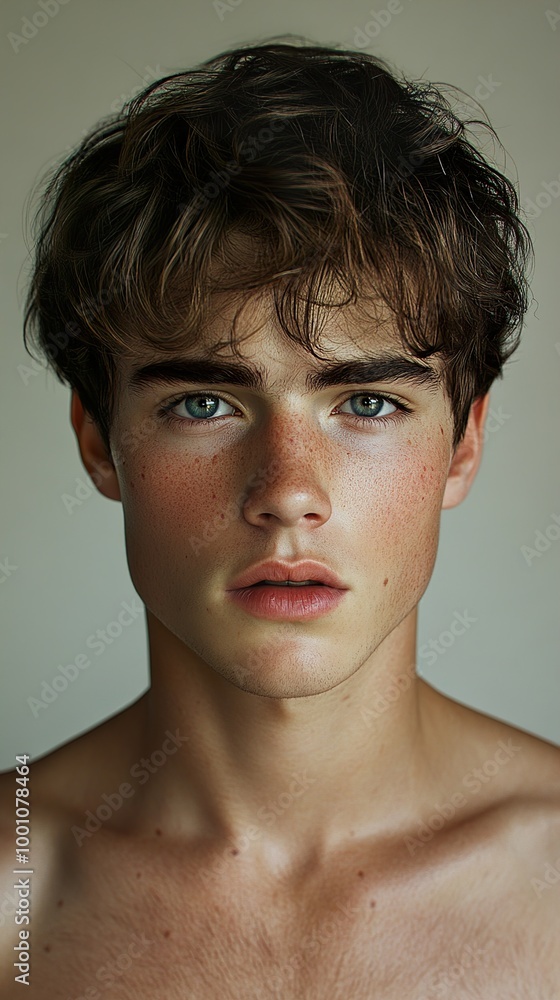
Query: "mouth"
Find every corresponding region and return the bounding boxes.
[226,577,347,620]
[227,560,347,592]
[247,580,326,588]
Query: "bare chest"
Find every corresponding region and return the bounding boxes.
[7,837,559,1000]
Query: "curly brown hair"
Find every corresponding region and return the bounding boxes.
[22,37,532,457]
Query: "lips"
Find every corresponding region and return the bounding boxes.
[227,559,347,591]
[251,580,321,587]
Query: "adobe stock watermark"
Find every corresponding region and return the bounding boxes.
[520,512,560,566]
[7,0,72,54]
[0,888,20,929]
[481,405,511,444]
[404,739,522,855]
[18,320,83,386]
[60,411,167,514]
[43,65,163,175]
[360,659,417,728]
[267,896,365,990]
[224,633,326,696]
[109,64,162,113]
[417,938,495,998]
[189,459,281,553]
[27,598,144,717]
[0,557,19,585]
[531,856,560,898]
[198,769,317,886]
[523,172,560,220]
[61,461,118,514]
[419,609,477,668]
[178,120,286,214]
[545,5,560,30]
[213,0,244,19]
[18,277,132,389]
[70,729,189,846]
[69,931,154,1000]
[347,0,413,49]
[472,74,502,102]
[360,609,477,729]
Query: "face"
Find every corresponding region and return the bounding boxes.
[75,290,481,698]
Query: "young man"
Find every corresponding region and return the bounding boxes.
[2,39,559,998]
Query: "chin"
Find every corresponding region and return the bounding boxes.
[217,646,352,699]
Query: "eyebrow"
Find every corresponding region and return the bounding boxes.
[126,353,442,397]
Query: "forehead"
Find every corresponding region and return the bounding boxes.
[116,287,444,390]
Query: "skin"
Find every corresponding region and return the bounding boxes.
[1,289,559,999]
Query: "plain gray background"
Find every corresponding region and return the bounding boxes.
[1,0,559,771]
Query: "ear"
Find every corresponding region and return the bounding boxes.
[70,389,121,502]
[441,393,491,510]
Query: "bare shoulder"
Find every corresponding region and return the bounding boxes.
[426,682,560,892]
[0,694,149,893]
[408,686,560,986]
[0,693,149,815]
[424,680,560,802]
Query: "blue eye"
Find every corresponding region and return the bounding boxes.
[159,393,236,424]
[338,393,397,420]
[156,390,410,430]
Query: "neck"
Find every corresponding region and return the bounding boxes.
[133,606,445,870]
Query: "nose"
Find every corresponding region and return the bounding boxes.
[243,479,332,529]
[240,417,332,530]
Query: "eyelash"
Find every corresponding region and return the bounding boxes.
[156,391,412,431]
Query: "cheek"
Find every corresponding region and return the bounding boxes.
[348,435,449,596]
[116,445,238,588]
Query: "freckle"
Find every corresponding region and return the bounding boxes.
[44,944,52,953]
[163,930,171,938]
[231,848,239,855]
[155,828,162,836]
[57,899,63,907]
[136,872,142,878]
[370,900,376,908]
[383,577,388,586]
[357,870,364,878]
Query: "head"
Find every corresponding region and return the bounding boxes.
[23,39,532,696]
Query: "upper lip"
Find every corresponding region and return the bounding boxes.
[227,559,348,590]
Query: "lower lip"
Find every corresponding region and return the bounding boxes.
[226,584,347,620]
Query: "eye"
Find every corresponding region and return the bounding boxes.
[156,389,411,431]
[336,392,410,429]
[158,392,237,426]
